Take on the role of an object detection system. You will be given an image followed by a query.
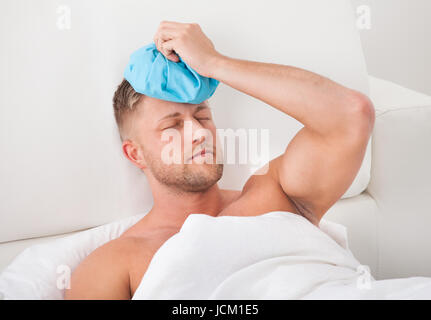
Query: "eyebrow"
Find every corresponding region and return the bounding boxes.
[157,104,210,122]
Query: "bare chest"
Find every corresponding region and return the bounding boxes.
[127,230,179,297]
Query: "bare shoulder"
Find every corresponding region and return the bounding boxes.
[218,156,299,217]
[65,236,144,300]
[221,188,242,204]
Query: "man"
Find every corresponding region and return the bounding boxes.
[65,21,375,299]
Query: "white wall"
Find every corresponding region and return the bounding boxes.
[351,0,431,95]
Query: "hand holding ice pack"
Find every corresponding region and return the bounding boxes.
[124,42,219,104]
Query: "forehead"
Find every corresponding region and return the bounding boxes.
[139,96,210,120]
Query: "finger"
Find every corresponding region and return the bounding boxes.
[159,20,188,29]
[153,27,180,54]
[153,22,187,56]
[154,26,181,43]
[161,39,180,62]
[155,38,169,58]
[157,38,163,53]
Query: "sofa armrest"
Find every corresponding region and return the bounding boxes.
[367,76,431,279]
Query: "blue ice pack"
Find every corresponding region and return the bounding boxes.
[123,42,219,104]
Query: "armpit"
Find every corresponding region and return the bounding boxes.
[287,196,320,226]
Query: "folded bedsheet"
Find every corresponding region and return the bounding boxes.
[132,211,431,299]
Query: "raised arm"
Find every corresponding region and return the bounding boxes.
[153,21,375,224]
[210,56,375,224]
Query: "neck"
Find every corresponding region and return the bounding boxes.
[146,182,224,229]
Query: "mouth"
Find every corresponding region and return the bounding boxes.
[189,149,213,161]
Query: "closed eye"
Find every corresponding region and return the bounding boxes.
[162,121,181,130]
[161,117,211,130]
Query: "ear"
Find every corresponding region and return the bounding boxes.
[122,139,147,170]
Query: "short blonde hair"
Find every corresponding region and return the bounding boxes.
[112,78,144,140]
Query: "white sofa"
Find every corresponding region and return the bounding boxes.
[1,0,430,284]
[325,76,431,279]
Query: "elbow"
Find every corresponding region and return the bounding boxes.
[344,90,376,139]
[354,91,375,127]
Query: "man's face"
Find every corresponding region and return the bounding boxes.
[124,96,223,193]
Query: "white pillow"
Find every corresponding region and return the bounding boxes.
[0,212,348,300]
[0,214,145,300]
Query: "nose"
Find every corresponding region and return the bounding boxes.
[188,118,209,145]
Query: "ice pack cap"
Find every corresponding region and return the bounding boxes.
[124,42,219,104]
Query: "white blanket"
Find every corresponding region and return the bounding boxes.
[132,211,431,299]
